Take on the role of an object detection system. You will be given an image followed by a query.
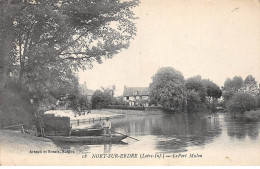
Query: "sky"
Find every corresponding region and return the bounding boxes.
[78,0,260,96]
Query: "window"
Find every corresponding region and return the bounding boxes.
[126,96,129,100]
[133,91,139,95]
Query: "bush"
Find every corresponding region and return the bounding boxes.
[227,93,257,113]
[0,90,34,128]
[91,90,112,109]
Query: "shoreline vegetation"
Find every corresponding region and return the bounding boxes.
[243,109,260,120]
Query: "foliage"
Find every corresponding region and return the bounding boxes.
[111,96,125,105]
[185,75,206,103]
[185,76,221,112]
[255,94,260,108]
[186,91,201,113]
[223,75,259,109]
[227,93,257,113]
[202,79,222,99]
[91,89,113,109]
[0,0,139,118]
[238,75,259,96]
[0,90,34,127]
[185,76,206,102]
[101,85,116,98]
[222,91,234,102]
[67,94,90,112]
[223,76,243,93]
[222,76,243,103]
[149,67,186,111]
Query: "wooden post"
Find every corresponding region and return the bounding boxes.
[93,118,94,123]
[77,120,79,126]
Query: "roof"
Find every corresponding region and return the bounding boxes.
[123,87,149,96]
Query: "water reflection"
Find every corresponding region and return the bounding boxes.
[50,112,260,154]
[225,114,259,140]
[104,143,112,153]
[110,113,222,153]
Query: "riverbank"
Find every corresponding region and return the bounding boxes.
[70,109,124,129]
[45,109,124,120]
[102,109,165,116]
[244,109,260,120]
[0,129,58,154]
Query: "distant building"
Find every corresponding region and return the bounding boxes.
[80,82,94,100]
[123,86,149,107]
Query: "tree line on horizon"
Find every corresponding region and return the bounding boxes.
[91,67,259,114]
[148,67,222,113]
[148,67,260,113]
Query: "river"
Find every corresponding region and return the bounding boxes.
[51,111,260,163]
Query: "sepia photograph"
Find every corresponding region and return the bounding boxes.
[0,0,260,166]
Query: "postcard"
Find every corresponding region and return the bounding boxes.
[0,0,260,166]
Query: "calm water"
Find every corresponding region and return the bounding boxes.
[53,112,260,155]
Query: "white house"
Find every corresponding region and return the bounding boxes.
[123,86,149,107]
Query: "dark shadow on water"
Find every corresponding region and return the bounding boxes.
[153,113,222,153]
[111,112,222,153]
[225,114,259,140]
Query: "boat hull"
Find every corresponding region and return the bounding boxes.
[47,135,127,144]
[71,128,102,136]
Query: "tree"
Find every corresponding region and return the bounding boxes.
[185,76,221,112]
[101,85,116,98]
[0,0,138,88]
[67,94,90,113]
[149,67,186,111]
[222,76,243,102]
[202,79,222,111]
[223,76,243,93]
[91,89,112,109]
[186,90,201,113]
[222,75,259,109]
[185,75,206,103]
[0,0,139,113]
[227,93,256,113]
[239,75,259,96]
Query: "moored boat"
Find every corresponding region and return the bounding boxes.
[47,135,127,144]
[71,128,103,136]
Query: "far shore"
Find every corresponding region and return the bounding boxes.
[102,109,165,116]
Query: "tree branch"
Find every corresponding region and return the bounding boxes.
[60,52,89,56]
[61,56,93,61]
[57,32,88,56]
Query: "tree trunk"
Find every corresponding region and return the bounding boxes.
[0,1,15,91]
[0,18,14,91]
